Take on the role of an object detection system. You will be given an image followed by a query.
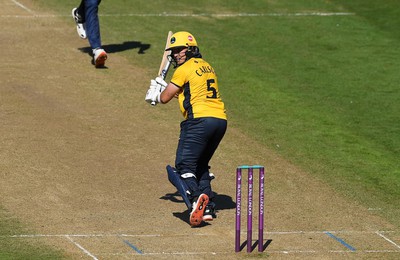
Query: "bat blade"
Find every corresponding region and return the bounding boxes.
[157,31,173,79]
[152,31,173,106]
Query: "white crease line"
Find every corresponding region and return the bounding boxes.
[96,252,219,256]
[365,250,400,253]
[1,12,354,18]
[120,233,211,237]
[84,249,400,256]
[142,249,400,255]
[65,235,99,260]
[4,230,396,238]
[3,232,400,256]
[5,233,210,238]
[267,230,395,235]
[376,231,400,249]
[11,0,34,14]
[99,12,355,17]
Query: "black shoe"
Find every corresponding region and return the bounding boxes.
[203,201,216,221]
[72,8,86,39]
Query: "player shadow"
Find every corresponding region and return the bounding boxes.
[160,191,236,210]
[78,40,150,55]
[238,239,272,252]
[172,211,211,227]
[160,191,187,205]
[213,192,236,210]
[160,192,236,226]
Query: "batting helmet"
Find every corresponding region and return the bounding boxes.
[166,31,198,51]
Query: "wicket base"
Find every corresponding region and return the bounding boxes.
[235,165,264,253]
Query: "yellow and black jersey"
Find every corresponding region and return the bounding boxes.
[170,58,227,120]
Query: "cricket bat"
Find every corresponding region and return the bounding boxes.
[151,31,173,106]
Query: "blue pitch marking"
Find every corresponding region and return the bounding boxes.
[325,231,356,251]
[123,239,143,254]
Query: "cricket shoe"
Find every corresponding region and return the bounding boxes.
[209,172,215,180]
[72,8,86,39]
[93,48,108,68]
[203,202,216,221]
[189,193,209,227]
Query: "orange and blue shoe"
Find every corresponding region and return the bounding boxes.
[93,48,107,68]
[189,194,209,227]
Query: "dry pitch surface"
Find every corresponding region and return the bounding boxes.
[1,0,399,259]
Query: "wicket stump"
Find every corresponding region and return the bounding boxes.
[235,165,264,253]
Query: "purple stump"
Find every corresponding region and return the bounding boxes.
[258,167,265,252]
[235,168,242,252]
[247,167,253,252]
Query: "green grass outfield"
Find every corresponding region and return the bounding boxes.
[4,0,400,257]
[42,0,399,225]
[0,207,64,259]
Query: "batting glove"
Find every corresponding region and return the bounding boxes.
[145,79,166,105]
[155,76,168,87]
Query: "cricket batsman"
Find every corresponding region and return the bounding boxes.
[145,31,227,227]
